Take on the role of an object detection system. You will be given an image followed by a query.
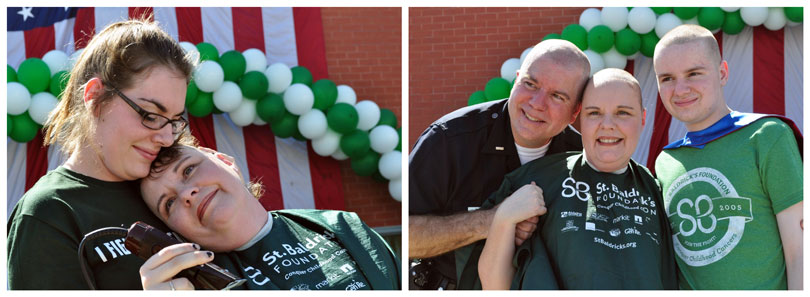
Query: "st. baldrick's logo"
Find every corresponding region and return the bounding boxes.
[665,168,753,267]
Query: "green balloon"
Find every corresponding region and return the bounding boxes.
[8,114,13,136]
[9,112,40,143]
[256,93,286,123]
[49,71,70,99]
[651,7,672,15]
[561,24,588,51]
[587,25,615,53]
[484,77,511,101]
[340,129,371,158]
[8,65,17,82]
[219,50,247,82]
[327,103,359,134]
[395,127,402,151]
[378,108,397,128]
[312,79,338,111]
[290,66,313,86]
[784,7,802,23]
[196,42,219,62]
[468,90,486,106]
[722,10,745,35]
[212,104,224,114]
[673,7,699,20]
[351,151,380,176]
[292,126,306,141]
[238,71,269,100]
[188,91,214,117]
[698,8,725,31]
[639,31,659,58]
[17,58,51,94]
[270,111,298,138]
[185,81,199,108]
[372,170,387,183]
[542,33,561,41]
[614,28,642,56]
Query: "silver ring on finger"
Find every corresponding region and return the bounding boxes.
[169,279,176,291]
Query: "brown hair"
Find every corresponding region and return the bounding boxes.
[43,18,196,155]
[148,140,265,200]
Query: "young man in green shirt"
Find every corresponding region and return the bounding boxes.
[653,24,803,290]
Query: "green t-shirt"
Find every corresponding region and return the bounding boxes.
[655,118,802,290]
[215,210,400,290]
[7,166,170,289]
[458,152,677,289]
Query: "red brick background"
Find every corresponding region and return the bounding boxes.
[321,7,402,228]
[409,7,587,149]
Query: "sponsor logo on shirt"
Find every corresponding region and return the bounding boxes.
[561,220,579,232]
[665,167,754,267]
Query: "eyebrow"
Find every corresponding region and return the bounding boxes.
[524,74,571,99]
[656,66,707,78]
[137,97,186,117]
[583,105,636,110]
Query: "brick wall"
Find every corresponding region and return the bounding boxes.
[409,7,587,149]
[321,7,402,228]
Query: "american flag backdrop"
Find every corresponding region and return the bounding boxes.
[7,7,346,215]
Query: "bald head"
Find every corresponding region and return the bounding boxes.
[654,24,722,66]
[585,68,642,108]
[520,39,591,102]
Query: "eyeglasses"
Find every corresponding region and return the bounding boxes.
[110,87,188,136]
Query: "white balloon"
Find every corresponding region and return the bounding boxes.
[42,50,69,76]
[242,48,267,73]
[354,100,381,131]
[626,52,641,61]
[682,16,699,25]
[212,81,243,112]
[298,109,328,139]
[336,85,357,105]
[369,125,399,154]
[179,41,200,62]
[331,147,349,160]
[601,47,627,70]
[763,7,787,31]
[500,58,521,82]
[378,150,402,180]
[193,61,224,92]
[740,7,768,27]
[583,50,604,76]
[253,114,267,126]
[787,19,800,27]
[388,178,402,202]
[312,128,341,156]
[655,13,683,38]
[519,47,533,64]
[265,63,293,94]
[28,92,58,125]
[628,7,656,34]
[579,8,603,31]
[228,98,257,127]
[282,83,315,115]
[7,82,31,116]
[721,7,740,12]
[69,48,84,68]
[601,7,629,32]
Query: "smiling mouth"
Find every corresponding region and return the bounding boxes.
[197,189,217,223]
[597,137,623,145]
[523,110,544,123]
[674,97,698,107]
[134,146,158,161]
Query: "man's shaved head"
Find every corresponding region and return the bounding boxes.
[654,24,722,66]
[520,39,591,102]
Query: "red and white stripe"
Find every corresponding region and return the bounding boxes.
[7,7,344,215]
[626,25,803,172]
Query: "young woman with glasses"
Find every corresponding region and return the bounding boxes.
[7,19,196,289]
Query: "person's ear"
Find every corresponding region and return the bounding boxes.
[718,60,729,87]
[641,108,647,126]
[83,78,103,114]
[570,102,582,125]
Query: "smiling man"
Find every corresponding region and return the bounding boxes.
[653,25,803,290]
[409,39,590,289]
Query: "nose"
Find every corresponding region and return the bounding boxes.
[600,114,616,129]
[153,124,174,147]
[180,185,200,207]
[527,88,549,111]
[673,79,691,97]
